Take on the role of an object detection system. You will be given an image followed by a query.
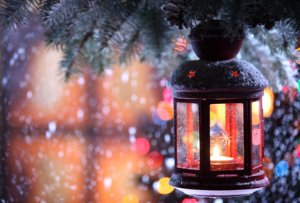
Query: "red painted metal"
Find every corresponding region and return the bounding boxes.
[225,103,237,158]
[186,103,194,166]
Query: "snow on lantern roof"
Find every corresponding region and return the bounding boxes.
[170,59,268,90]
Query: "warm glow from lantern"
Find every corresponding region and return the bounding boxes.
[210,145,234,162]
[213,146,221,156]
[262,88,274,118]
[157,177,174,195]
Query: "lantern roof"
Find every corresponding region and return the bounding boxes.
[170,59,268,90]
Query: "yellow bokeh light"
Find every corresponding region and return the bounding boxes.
[210,111,217,127]
[122,194,139,203]
[215,104,226,129]
[157,177,174,195]
[262,87,274,118]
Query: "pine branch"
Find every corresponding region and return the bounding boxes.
[95,0,142,50]
[138,9,174,61]
[42,0,88,46]
[1,0,300,79]
[240,32,298,91]
[82,38,114,74]
[60,32,93,79]
[220,0,249,37]
[0,0,41,28]
[185,0,222,27]
[264,0,300,30]
[250,20,297,56]
[117,30,141,64]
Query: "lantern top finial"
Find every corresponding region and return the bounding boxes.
[170,59,268,90]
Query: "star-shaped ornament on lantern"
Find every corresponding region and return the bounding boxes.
[187,70,196,78]
[231,70,240,78]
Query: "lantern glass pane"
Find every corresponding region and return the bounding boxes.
[210,103,244,171]
[176,102,200,170]
[252,100,262,167]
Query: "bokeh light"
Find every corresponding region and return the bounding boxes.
[132,137,151,156]
[182,198,198,203]
[173,35,188,52]
[156,101,174,121]
[262,87,274,118]
[296,144,300,158]
[210,111,217,127]
[122,194,139,203]
[152,110,167,125]
[162,87,173,103]
[210,103,230,131]
[295,47,300,65]
[275,160,289,177]
[156,177,174,195]
[146,151,163,169]
[215,104,226,129]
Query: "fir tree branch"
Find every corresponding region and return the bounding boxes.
[138,8,174,60]
[1,0,300,79]
[0,0,41,28]
[61,31,93,79]
[185,0,222,27]
[118,30,141,64]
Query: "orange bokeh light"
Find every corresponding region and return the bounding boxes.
[262,87,274,118]
[6,43,87,128]
[157,101,174,121]
[95,139,153,203]
[210,103,226,129]
[122,194,139,203]
[6,135,86,202]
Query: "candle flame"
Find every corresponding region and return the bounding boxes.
[213,146,221,157]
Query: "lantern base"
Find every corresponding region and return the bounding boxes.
[170,170,269,198]
[174,187,261,197]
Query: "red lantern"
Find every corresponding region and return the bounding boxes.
[169,59,269,197]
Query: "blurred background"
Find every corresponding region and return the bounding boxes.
[0,19,299,203]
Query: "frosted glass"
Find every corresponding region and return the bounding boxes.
[176,103,200,170]
[210,103,244,171]
[252,101,262,167]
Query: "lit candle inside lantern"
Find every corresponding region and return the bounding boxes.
[210,145,234,162]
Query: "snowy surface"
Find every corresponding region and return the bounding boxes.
[170,59,268,90]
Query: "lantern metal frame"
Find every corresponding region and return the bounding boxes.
[170,88,269,197]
